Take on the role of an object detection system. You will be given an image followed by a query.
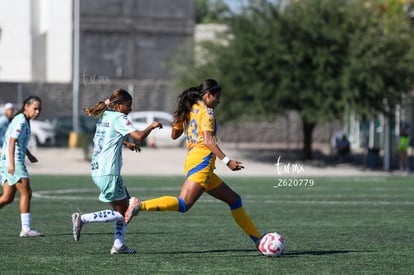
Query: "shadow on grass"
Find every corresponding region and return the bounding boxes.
[283,249,372,257]
[142,249,372,259]
[148,249,257,256]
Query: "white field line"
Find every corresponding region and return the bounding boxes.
[32,188,414,205]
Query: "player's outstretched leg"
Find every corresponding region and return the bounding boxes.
[230,200,261,243]
[207,181,261,244]
[71,210,124,241]
[125,196,186,224]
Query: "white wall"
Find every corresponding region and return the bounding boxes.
[46,0,72,82]
[0,0,32,82]
[0,0,72,83]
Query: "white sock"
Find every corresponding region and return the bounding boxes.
[21,213,31,232]
[113,220,127,248]
[81,210,123,223]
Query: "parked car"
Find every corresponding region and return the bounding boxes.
[128,111,185,147]
[29,119,56,147]
[1,103,56,147]
[50,115,97,147]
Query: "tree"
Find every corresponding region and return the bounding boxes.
[175,0,414,159]
[343,0,414,116]
[196,0,231,23]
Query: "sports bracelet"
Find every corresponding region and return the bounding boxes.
[222,156,231,165]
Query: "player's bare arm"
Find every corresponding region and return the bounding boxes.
[8,137,16,174]
[202,130,244,171]
[130,121,162,141]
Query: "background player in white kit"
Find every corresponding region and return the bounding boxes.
[71,88,162,254]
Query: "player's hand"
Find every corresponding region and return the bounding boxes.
[124,141,141,152]
[8,164,15,175]
[152,121,163,129]
[227,159,244,171]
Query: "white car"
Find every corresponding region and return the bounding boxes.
[30,119,56,147]
[128,111,185,147]
[0,103,55,147]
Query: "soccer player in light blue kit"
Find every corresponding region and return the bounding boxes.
[0,102,15,148]
[71,88,162,254]
[0,96,44,237]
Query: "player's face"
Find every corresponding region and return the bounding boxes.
[204,91,221,109]
[5,108,14,119]
[24,101,41,120]
[118,100,132,114]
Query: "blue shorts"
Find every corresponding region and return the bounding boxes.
[1,164,29,186]
[92,175,127,203]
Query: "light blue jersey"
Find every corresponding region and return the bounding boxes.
[0,115,10,147]
[1,113,31,167]
[91,110,136,176]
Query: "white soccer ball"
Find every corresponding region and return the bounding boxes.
[258,232,286,257]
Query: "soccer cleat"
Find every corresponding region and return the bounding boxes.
[71,212,83,241]
[256,234,265,252]
[124,197,141,224]
[110,245,136,255]
[19,229,45,238]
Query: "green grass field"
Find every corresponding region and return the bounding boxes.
[0,175,413,274]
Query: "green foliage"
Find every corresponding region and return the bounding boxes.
[186,0,414,121]
[217,0,413,121]
[343,0,414,116]
[196,0,231,23]
[172,0,414,158]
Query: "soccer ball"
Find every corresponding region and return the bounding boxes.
[258,232,286,257]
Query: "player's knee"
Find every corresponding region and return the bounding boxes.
[0,195,14,205]
[178,197,189,213]
[229,196,242,210]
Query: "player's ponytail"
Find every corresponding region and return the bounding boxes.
[174,87,200,123]
[84,101,107,117]
[173,79,221,124]
[84,88,132,117]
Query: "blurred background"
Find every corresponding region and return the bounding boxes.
[1,0,414,172]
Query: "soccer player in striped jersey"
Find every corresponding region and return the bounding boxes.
[125,79,262,249]
[71,89,162,254]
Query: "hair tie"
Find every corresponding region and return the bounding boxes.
[104,99,110,105]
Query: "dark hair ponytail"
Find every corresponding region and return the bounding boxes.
[174,79,221,123]
[174,87,200,123]
[84,88,132,117]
